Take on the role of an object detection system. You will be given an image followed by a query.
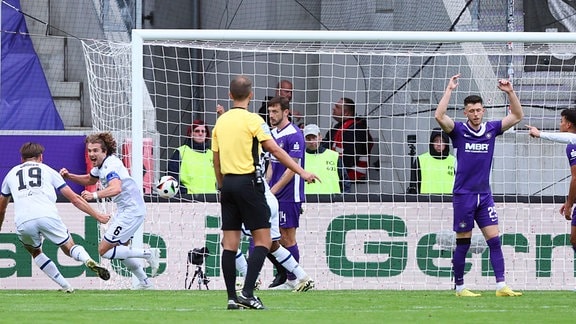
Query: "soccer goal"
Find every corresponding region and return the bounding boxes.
[81,30,576,290]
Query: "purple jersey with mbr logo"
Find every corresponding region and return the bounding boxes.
[449,120,503,194]
[269,123,305,203]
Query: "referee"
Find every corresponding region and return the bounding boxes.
[212,75,319,310]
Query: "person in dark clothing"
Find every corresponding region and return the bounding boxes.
[322,97,374,181]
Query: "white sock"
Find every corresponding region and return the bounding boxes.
[69,245,91,263]
[235,249,248,278]
[455,284,465,292]
[102,246,150,260]
[496,281,506,290]
[272,245,307,280]
[35,253,70,288]
[122,257,148,281]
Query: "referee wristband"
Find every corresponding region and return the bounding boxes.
[92,192,98,200]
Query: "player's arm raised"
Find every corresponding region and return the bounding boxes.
[60,168,99,186]
[500,79,524,132]
[435,74,458,133]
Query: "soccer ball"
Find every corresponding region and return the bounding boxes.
[156,175,179,198]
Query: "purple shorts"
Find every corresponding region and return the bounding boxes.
[572,208,576,226]
[452,193,498,232]
[278,201,302,229]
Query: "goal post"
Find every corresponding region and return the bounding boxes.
[79,29,576,290]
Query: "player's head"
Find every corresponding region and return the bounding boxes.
[20,142,44,162]
[333,97,355,122]
[276,80,293,102]
[229,75,253,101]
[85,132,117,167]
[560,108,576,132]
[429,128,450,158]
[463,95,485,127]
[303,124,322,151]
[268,96,290,128]
[187,119,210,144]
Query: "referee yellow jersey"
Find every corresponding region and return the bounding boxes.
[212,108,272,175]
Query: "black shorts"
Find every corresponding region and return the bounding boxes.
[220,174,271,231]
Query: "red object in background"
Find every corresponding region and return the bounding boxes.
[122,138,154,194]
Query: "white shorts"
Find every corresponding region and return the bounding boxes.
[17,217,70,249]
[242,185,280,240]
[103,210,145,245]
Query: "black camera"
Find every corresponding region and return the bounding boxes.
[188,247,209,265]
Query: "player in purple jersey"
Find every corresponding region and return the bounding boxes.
[267,96,306,289]
[527,109,576,274]
[435,74,524,297]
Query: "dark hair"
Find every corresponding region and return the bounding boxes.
[561,108,576,125]
[187,119,211,139]
[85,132,117,156]
[268,96,290,111]
[341,97,356,115]
[20,142,44,159]
[229,75,252,100]
[464,95,483,107]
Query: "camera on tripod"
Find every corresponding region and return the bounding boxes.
[185,247,210,290]
[188,247,209,266]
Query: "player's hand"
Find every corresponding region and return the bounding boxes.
[301,171,321,184]
[560,203,572,221]
[96,213,112,224]
[525,125,541,138]
[216,104,225,116]
[446,74,460,91]
[59,168,69,179]
[81,190,95,201]
[497,78,514,93]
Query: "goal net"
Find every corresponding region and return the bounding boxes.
[81,30,576,290]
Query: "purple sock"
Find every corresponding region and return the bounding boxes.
[487,236,505,283]
[248,237,255,255]
[453,238,470,286]
[286,244,299,281]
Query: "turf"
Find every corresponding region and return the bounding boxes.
[1,290,575,323]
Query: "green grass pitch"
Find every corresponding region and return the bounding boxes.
[2,290,575,323]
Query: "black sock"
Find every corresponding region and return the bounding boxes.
[221,249,237,300]
[243,246,269,298]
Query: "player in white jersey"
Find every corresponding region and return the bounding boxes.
[59,132,160,289]
[0,142,111,292]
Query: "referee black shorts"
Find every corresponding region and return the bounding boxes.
[220,174,271,231]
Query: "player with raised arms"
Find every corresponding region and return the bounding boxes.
[435,74,524,297]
